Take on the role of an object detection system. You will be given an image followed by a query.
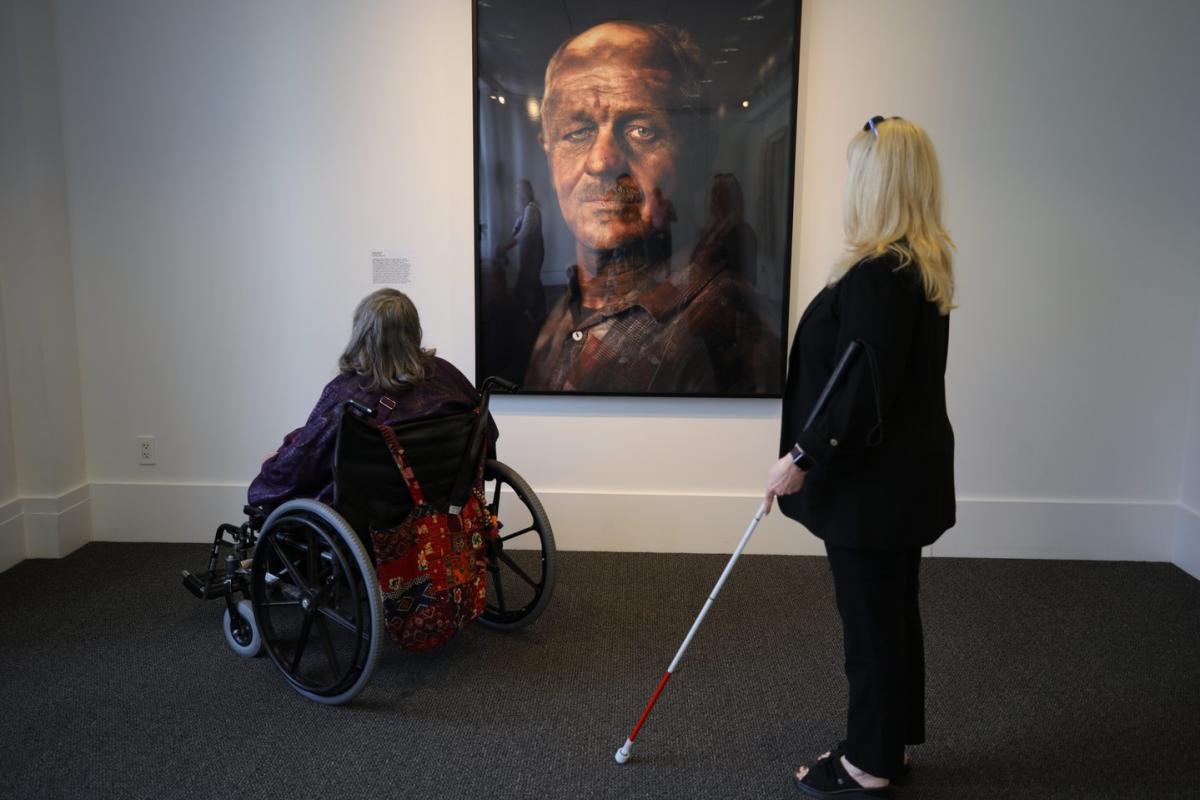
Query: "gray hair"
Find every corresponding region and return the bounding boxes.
[337,289,436,394]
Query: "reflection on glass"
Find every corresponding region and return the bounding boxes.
[695,173,759,288]
[476,3,796,397]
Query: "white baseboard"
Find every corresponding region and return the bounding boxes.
[23,485,93,558]
[933,498,1176,561]
[86,482,825,554]
[0,500,24,573]
[0,486,93,572]
[1173,505,1200,580]
[535,490,826,555]
[88,481,1177,562]
[90,482,250,544]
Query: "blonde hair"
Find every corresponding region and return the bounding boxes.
[337,289,435,394]
[835,117,956,315]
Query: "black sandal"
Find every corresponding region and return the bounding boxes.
[831,740,911,785]
[792,752,892,799]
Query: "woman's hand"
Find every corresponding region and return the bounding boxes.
[764,455,807,515]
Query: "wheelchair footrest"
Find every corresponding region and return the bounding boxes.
[182,569,225,600]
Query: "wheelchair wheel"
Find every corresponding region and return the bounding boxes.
[223,599,263,657]
[478,459,556,631]
[250,499,383,705]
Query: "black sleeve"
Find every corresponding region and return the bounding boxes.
[795,258,919,467]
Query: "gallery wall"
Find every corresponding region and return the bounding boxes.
[790,0,1200,561]
[2,0,1196,567]
[0,0,22,571]
[0,286,17,571]
[0,0,91,572]
[1177,313,1200,576]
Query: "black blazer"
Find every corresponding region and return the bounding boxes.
[777,252,955,549]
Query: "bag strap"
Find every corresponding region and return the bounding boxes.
[375,420,428,506]
[446,408,492,514]
[372,392,490,515]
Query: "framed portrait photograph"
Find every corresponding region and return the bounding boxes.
[474,0,800,397]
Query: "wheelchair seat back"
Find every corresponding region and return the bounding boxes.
[334,406,497,651]
[333,409,481,534]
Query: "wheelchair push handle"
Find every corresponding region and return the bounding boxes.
[345,399,376,418]
[481,376,519,397]
[442,376,515,512]
[344,380,515,419]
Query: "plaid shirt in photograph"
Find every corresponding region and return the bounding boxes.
[523,253,781,395]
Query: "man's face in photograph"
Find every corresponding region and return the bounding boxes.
[540,23,685,253]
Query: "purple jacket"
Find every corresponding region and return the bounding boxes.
[248,358,496,509]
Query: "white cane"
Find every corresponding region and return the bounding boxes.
[614,340,862,765]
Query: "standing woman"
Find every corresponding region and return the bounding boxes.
[764,117,956,798]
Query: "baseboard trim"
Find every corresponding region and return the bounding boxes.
[90,482,250,546]
[88,481,1177,561]
[0,485,93,572]
[0,504,24,573]
[1173,505,1200,580]
[933,498,1175,561]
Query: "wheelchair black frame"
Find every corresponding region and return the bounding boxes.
[182,375,553,666]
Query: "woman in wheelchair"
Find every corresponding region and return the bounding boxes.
[248,287,496,510]
[185,287,554,705]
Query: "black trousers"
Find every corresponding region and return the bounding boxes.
[824,542,925,780]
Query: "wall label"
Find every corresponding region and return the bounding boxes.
[372,250,413,285]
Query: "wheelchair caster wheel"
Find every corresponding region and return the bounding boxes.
[223,599,263,657]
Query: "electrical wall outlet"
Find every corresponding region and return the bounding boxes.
[138,435,156,465]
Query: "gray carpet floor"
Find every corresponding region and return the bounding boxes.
[1,543,1198,799]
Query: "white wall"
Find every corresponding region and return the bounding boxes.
[0,0,91,569]
[44,0,1200,559]
[0,281,20,571]
[1184,314,1200,511]
[795,0,1200,559]
[0,285,16,502]
[0,1,23,572]
[1175,311,1200,578]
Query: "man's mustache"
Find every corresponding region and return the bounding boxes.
[577,179,646,204]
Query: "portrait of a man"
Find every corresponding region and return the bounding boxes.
[476,1,799,397]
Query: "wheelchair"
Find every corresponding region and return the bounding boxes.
[182,376,556,705]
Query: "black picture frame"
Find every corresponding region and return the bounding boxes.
[473,0,801,398]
